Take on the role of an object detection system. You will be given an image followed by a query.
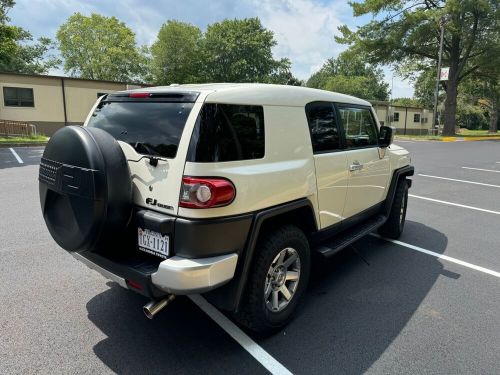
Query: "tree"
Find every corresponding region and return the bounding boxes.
[201,18,289,83]
[306,51,389,100]
[150,20,203,85]
[336,0,500,136]
[57,13,146,82]
[0,0,58,73]
[391,97,422,107]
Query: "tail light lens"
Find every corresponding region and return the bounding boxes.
[179,177,236,208]
[128,92,150,98]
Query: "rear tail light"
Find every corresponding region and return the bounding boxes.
[179,177,236,208]
[128,92,150,98]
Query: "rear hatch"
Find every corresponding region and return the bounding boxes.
[86,91,200,216]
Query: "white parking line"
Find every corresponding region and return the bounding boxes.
[462,167,500,173]
[9,148,23,164]
[418,174,500,188]
[409,194,500,215]
[189,295,293,375]
[371,234,500,278]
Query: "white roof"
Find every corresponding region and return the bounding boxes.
[128,83,371,107]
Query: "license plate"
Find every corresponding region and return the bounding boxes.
[137,228,169,259]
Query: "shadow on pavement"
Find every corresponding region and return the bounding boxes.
[257,220,449,374]
[85,220,447,374]
[86,284,267,374]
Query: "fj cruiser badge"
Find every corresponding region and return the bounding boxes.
[146,197,173,210]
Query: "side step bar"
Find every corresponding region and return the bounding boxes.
[315,214,387,258]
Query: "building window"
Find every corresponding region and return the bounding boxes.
[3,87,34,107]
[414,113,421,123]
[393,112,400,122]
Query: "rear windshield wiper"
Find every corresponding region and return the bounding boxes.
[130,142,164,167]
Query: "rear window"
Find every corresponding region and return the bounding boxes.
[187,103,265,162]
[87,101,194,158]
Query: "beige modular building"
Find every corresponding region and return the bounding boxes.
[370,100,434,135]
[1,72,434,137]
[0,72,146,136]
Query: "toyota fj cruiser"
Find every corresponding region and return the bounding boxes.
[39,84,413,333]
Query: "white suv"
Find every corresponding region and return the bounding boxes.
[39,84,413,333]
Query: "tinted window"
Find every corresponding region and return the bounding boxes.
[187,104,265,162]
[3,87,34,107]
[338,106,378,148]
[305,102,340,153]
[87,101,194,158]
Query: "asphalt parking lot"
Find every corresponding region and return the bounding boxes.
[1,141,499,374]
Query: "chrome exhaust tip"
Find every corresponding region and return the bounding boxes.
[143,294,176,319]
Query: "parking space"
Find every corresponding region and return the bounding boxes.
[0,146,44,169]
[0,143,499,374]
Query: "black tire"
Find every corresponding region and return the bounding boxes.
[235,225,310,334]
[378,179,409,239]
[39,126,133,253]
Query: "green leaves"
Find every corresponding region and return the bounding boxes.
[149,17,298,85]
[306,51,389,100]
[56,13,146,82]
[150,20,202,85]
[337,0,499,134]
[0,0,59,74]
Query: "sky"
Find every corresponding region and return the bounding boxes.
[8,0,414,98]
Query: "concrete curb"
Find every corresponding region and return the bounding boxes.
[440,136,500,142]
[395,136,500,142]
[0,142,48,148]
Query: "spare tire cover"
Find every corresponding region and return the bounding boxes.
[39,126,132,252]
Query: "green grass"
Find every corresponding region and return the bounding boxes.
[0,135,49,143]
[456,129,500,137]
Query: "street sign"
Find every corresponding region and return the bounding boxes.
[440,67,449,81]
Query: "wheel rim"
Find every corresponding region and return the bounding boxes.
[264,247,301,312]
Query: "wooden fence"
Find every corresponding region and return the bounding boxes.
[0,120,37,137]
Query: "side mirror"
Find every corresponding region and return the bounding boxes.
[379,126,395,148]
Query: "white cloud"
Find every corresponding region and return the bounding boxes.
[8,0,415,97]
[250,0,350,79]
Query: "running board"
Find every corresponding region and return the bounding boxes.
[315,214,387,258]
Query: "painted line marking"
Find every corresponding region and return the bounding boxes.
[418,174,500,188]
[371,234,500,278]
[9,148,23,164]
[409,194,500,215]
[189,295,293,375]
[462,166,500,173]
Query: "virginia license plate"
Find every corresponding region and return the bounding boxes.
[137,228,169,259]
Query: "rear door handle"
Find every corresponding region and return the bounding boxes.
[349,161,363,172]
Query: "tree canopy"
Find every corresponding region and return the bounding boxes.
[148,17,299,85]
[56,13,146,82]
[201,18,291,83]
[306,51,389,101]
[150,20,203,85]
[336,0,500,135]
[0,0,58,74]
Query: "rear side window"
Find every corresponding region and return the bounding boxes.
[87,101,194,158]
[187,104,265,162]
[305,101,341,153]
[338,106,378,148]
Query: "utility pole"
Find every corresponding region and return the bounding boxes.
[432,17,446,135]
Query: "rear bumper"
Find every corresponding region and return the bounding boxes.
[73,251,238,296]
[151,253,238,294]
